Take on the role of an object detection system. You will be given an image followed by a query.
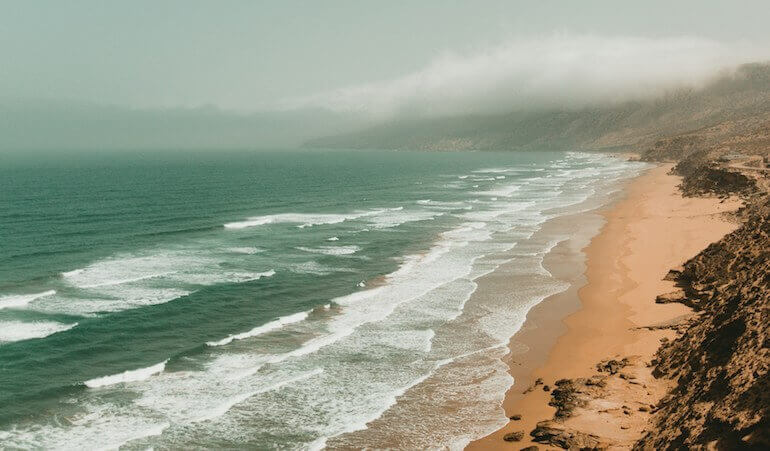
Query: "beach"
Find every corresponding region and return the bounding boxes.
[470,163,742,448]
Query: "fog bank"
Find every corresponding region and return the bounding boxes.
[285,35,770,119]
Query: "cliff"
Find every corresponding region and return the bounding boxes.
[634,123,770,449]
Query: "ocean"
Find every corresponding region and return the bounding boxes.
[0,149,645,449]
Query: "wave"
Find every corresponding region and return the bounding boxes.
[416,199,469,210]
[190,368,324,423]
[0,320,77,343]
[296,245,360,256]
[84,360,168,388]
[0,290,56,310]
[474,184,521,197]
[50,250,277,315]
[366,210,442,229]
[207,311,309,347]
[288,261,355,275]
[60,255,185,289]
[224,212,365,230]
[227,246,265,254]
[180,269,275,285]
[224,207,406,230]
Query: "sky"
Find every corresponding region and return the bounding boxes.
[2,0,770,113]
[1,1,769,151]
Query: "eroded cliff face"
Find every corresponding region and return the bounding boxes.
[636,198,769,450]
[674,151,757,198]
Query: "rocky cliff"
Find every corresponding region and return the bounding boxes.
[635,197,769,449]
[635,126,770,449]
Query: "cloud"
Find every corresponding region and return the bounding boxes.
[281,34,770,118]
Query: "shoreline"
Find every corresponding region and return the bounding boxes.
[469,163,742,449]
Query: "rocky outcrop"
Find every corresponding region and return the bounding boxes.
[530,421,610,449]
[636,198,770,449]
[673,151,757,197]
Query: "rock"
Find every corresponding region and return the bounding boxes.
[585,375,607,387]
[509,414,522,421]
[542,385,550,392]
[596,358,628,375]
[639,405,650,412]
[548,379,586,419]
[530,421,610,449]
[519,447,538,451]
[663,266,685,281]
[654,290,688,305]
[503,431,524,442]
[534,378,544,385]
[621,425,630,430]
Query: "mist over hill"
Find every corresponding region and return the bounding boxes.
[305,63,770,152]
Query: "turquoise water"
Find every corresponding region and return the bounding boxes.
[0,150,643,448]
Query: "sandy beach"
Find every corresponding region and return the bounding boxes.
[469,163,743,449]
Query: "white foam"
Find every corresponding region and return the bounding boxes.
[207,311,309,347]
[85,360,168,388]
[0,290,56,310]
[296,245,361,256]
[227,246,264,254]
[224,209,392,230]
[191,368,324,423]
[61,255,185,289]
[47,249,279,315]
[327,236,339,241]
[0,403,171,451]
[416,199,469,210]
[0,320,77,343]
[289,261,355,275]
[366,210,442,229]
[475,184,521,197]
[180,269,275,285]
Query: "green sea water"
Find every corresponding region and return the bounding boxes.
[0,149,644,448]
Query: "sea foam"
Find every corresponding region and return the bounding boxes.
[0,290,56,310]
[296,245,360,256]
[206,311,309,347]
[85,360,168,388]
[0,320,77,343]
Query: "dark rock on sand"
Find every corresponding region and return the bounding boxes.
[548,379,587,419]
[596,358,628,375]
[503,431,524,442]
[530,421,610,449]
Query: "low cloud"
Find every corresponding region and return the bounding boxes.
[282,35,769,118]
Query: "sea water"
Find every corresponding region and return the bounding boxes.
[0,149,645,449]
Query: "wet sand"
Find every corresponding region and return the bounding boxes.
[469,163,742,449]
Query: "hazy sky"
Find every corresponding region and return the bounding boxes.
[3,0,770,113]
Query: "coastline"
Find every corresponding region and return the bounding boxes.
[469,163,742,449]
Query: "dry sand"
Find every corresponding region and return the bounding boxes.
[469,163,742,449]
